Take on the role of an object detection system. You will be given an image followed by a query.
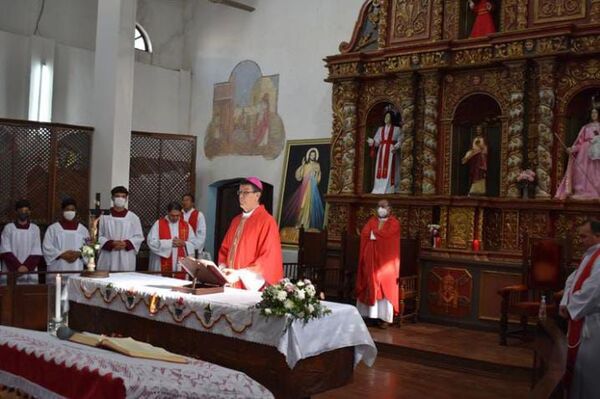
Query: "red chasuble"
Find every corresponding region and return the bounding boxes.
[218,205,283,289]
[356,216,401,313]
[158,218,189,277]
[564,247,600,391]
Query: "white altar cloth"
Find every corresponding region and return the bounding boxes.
[66,272,377,369]
[0,325,272,399]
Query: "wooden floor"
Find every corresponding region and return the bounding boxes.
[315,323,533,399]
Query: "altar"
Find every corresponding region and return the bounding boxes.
[66,273,377,398]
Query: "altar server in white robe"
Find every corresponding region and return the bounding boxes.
[0,200,43,284]
[148,201,199,278]
[97,186,144,271]
[182,193,207,257]
[560,219,600,399]
[43,198,90,273]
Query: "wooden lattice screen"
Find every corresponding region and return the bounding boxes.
[128,131,197,235]
[0,119,92,228]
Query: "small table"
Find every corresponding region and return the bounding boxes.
[67,273,377,398]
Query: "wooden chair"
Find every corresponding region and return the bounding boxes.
[498,236,569,345]
[297,227,334,294]
[398,237,420,325]
[339,230,361,303]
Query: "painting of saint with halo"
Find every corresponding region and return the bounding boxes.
[277,139,331,246]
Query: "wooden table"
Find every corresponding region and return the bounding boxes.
[69,301,354,399]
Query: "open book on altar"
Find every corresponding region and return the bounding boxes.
[68,332,188,364]
[177,257,228,291]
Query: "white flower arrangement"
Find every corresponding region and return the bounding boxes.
[255,278,331,326]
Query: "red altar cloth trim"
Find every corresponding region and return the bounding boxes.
[0,343,126,399]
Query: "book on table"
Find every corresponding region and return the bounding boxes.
[68,332,188,364]
[179,257,228,287]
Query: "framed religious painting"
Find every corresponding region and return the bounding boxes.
[277,138,331,247]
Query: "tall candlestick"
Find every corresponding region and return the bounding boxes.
[55,274,62,321]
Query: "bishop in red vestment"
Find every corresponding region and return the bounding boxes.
[218,177,283,290]
[356,200,401,328]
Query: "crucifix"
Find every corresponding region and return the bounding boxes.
[88,192,110,244]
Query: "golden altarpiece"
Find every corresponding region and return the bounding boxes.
[325,0,600,327]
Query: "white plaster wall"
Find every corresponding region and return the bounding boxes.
[0,30,30,119]
[132,62,191,133]
[135,0,186,70]
[52,44,95,126]
[0,0,97,50]
[185,0,364,253]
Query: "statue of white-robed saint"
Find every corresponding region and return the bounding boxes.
[367,111,402,194]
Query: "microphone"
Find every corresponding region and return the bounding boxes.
[56,326,75,340]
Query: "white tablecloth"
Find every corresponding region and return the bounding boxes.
[66,273,377,368]
[0,325,272,399]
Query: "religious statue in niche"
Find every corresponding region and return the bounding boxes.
[367,108,403,194]
[468,0,496,38]
[204,60,285,160]
[555,101,600,200]
[461,127,488,196]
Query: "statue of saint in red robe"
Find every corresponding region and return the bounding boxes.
[356,204,401,326]
[218,204,283,290]
[469,0,496,38]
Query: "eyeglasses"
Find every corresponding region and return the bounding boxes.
[237,190,257,196]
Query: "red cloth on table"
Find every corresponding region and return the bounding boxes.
[0,343,126,399]
[356,216,401,313]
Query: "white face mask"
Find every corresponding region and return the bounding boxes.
[63,211,76,221]
[377,207,388,218]
[113,197,127,208]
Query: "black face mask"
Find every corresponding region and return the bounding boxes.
[17,212,30,222]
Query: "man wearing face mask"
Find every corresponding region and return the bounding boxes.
[42,198,90,273]
[147,201,200,278]
[97,186,144,271]
[355,199,401,328]
[0,200,43,284]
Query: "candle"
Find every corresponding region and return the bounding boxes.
[55,274,62,321]
[473,239,481,252]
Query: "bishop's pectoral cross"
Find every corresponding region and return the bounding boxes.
[88,192,110,243]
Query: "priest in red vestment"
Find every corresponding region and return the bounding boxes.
[218,177,283,290]
[356,200,401,328]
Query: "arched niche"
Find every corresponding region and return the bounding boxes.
[560,87,600,173]
[451,94,502,197]
[362,101,402,194]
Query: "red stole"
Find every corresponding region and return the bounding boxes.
[470,1,495,38]
[356,216,401,313]
[187,210,199,232]
[564,247,600,391]
[373,125,397,184]
[158,219,188,278]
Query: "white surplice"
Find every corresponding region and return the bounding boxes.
[0,223,42,284]
[560,242,600,399]
[147,218,200,272]
[42,222,90,272]
[97,211,144,271]
[182,208,207,254]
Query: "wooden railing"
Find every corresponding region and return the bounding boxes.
[531,318,567,399]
